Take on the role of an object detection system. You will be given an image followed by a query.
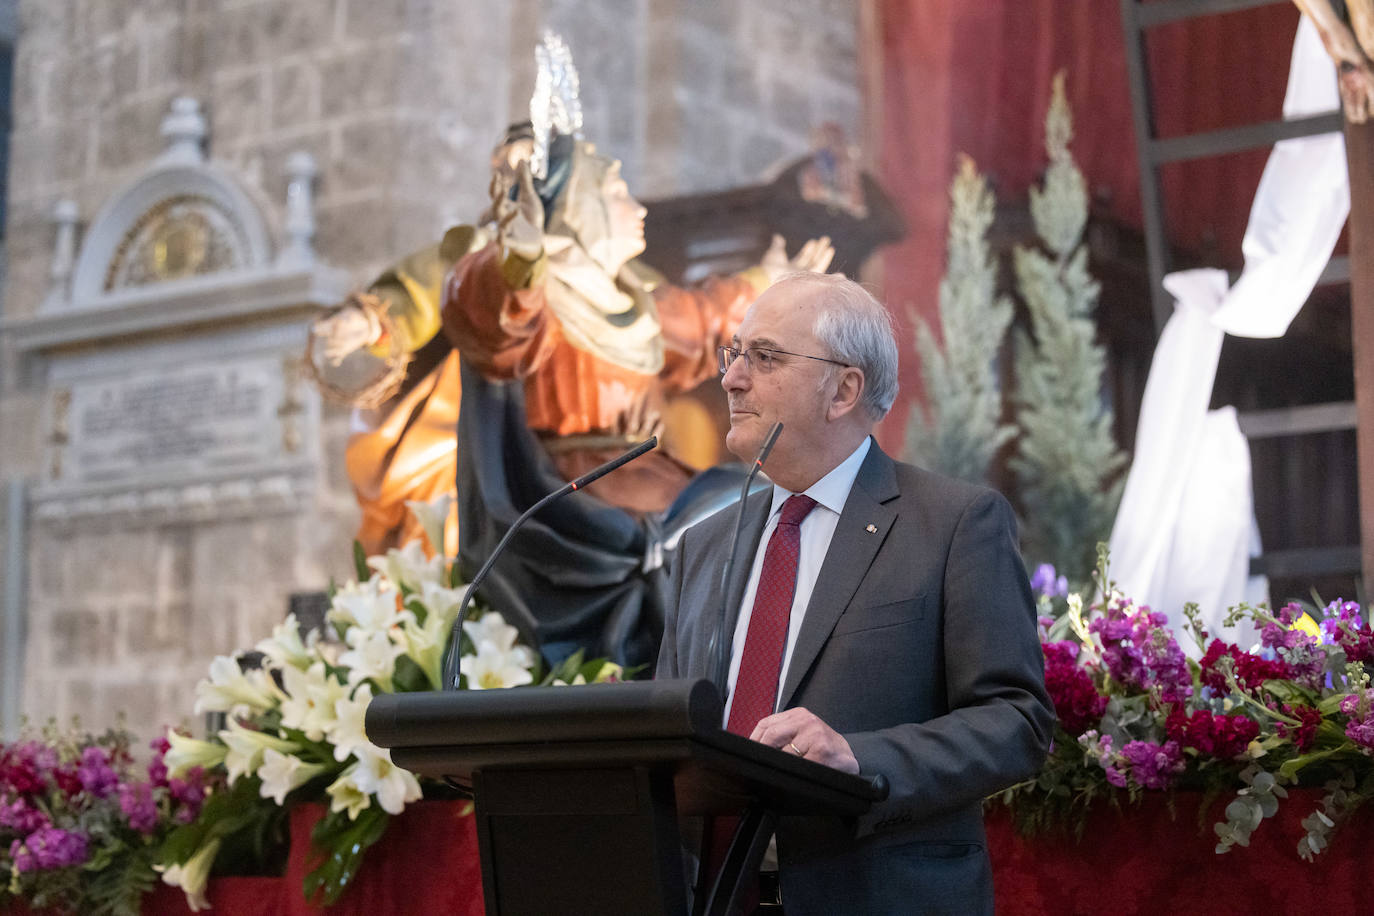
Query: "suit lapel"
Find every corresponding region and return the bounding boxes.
[778,442,900,709]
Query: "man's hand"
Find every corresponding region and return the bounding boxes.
[760,234,836,283]
[750,707,859,774]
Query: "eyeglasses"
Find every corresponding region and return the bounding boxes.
[717,345,850,375]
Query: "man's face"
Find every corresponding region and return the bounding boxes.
[721,283,837,468]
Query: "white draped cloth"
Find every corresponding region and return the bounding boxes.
[1107,16,1348,652]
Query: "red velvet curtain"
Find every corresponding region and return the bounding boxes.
[872,0,1303,447]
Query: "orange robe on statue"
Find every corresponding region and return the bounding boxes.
[442,242,765,515]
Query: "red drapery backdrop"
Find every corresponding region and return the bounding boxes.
[870,0,1304,449]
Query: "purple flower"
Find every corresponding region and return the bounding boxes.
[1078,731,1126,786]
[0,797,50,833]
[1088,598,1192,704]
[1119,739,1185,790]
[118,781,159,835]
[10,826,90,871]
[148,735,171,788]
[1255,603,1329,684]
[169,767,207,822]
[1031,564,1069,600]
[77,746,119,799]
[1340,690,1374,752]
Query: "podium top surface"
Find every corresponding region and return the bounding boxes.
[365,678,886,816]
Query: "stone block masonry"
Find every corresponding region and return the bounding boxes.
[2,0,860,741]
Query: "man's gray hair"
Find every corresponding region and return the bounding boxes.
[776,271,899,421]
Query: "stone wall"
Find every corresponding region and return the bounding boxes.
[0,0,860,739]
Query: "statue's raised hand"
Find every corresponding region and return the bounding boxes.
[311,301,381,367]
[760,233,835,283]
[488,159,545,261]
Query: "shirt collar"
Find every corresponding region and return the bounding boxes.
[769,436,872,519]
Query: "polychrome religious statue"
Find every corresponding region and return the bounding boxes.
[308,33,832,668]
[1294,0,1374,121]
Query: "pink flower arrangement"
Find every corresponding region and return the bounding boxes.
[1,726,203,914]
[1007,558,1374,861]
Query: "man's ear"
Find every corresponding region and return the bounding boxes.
[827,367,866,421]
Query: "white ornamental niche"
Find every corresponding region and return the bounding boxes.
[2,97,351,525]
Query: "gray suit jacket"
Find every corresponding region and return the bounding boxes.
[657,441,1054,915]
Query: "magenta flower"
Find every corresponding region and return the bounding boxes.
[1119,739,1185,790]
[77,746,119,799]
[118,781,159,834]
[9,826,90,872]
[1320,599,1374,664]
[1088,598,1192,704]
[1042,640,1108,736]
[147,735,171,788]
[1340,691,1374,752]
[1165,707,1259,759]
[169,767,207,822]
[0,797,50,833]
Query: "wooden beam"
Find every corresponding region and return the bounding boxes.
[1151,112,1343,163]
[1136,0,1287,29]
[1236,401,1357,439]
[1119,0,1174,331]
[1345,117,1374,589]
[1249,545,1363,579]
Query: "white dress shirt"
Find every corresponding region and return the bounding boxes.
[722,437,871,724]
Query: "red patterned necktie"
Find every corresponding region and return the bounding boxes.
[704,494,818,904]
[726,493,818,735]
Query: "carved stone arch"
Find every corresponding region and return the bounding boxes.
[63,97,276,310]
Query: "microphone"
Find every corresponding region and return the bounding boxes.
[705,422,783,701]
[440,436,659,690]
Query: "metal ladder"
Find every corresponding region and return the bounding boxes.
[1119,0,1363,585]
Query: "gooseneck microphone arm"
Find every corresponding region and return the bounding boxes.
[705,422,783,703]
[440,436,659,690]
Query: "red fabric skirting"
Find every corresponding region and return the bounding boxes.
[142,802,485,915]
[4,792,1357,913]
[986,790,1373,914]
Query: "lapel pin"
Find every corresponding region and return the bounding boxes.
[866,523,877,533]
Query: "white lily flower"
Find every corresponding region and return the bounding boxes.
[404,492,454,556]
[592,661,624,683]
[352,745,422,815]
[254,613,318,671]
[417,580,468,623]
[462,612,537,669]
[328,683,378,763]
[399,598,463,690]
[338,626,405,692]
[367,540,445,592]
[549,674,588,686]
[257,748,327,805]
[218,718,299,786]
[164,730,227,779]
[278,662,350,742]
[325,762,372,820]
[155,837,221,912]
[460,640,535,690]
[193,655,283,715]
[328,577,403,633]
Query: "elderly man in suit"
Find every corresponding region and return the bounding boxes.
[657,271,1054,915]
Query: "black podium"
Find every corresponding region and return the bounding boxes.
[365,678,886,916]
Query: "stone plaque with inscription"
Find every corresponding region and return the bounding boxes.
[61,360,283,486]
[35,321,321,525]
